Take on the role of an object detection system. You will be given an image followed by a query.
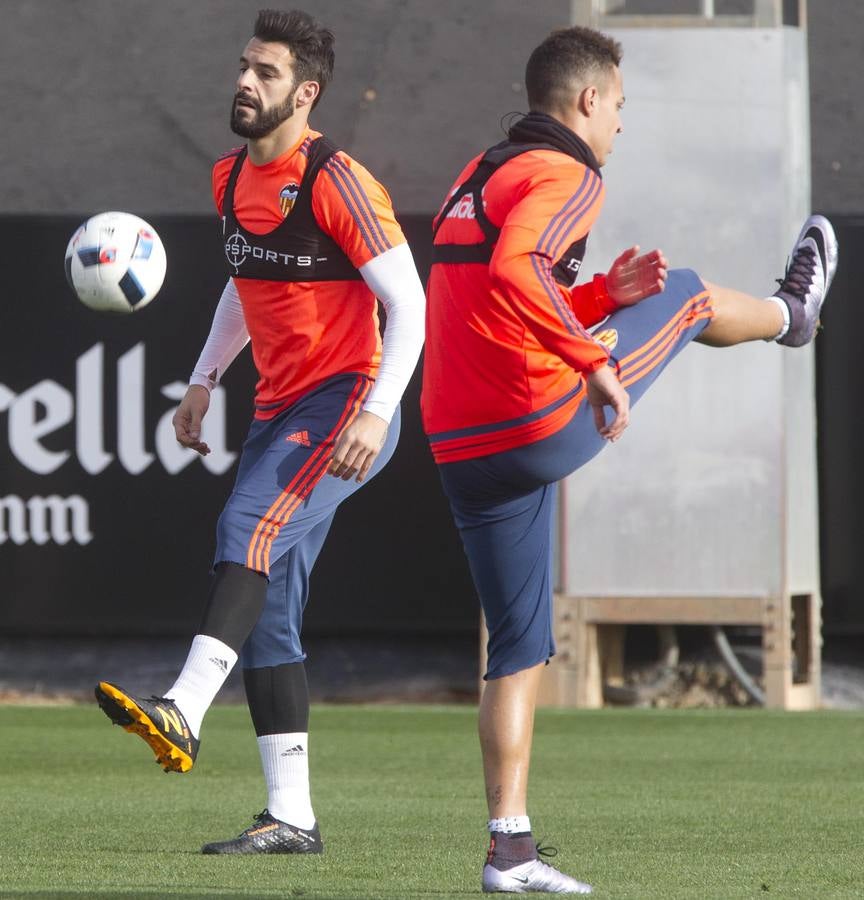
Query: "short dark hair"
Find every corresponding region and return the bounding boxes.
[253,9,335,108]
[526,26,622,113]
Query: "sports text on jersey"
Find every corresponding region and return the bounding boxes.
[223,227,330,274]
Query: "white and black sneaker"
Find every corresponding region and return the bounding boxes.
[775,214,838,347]
[201,810,323,854]
[483,858,592,894]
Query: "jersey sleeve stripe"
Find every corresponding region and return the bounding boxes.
[216,146,244,161]
[535,169,593,257]
[322,162,384,256]
[545,176,602,262]
[331,157,393,254]
[325,157,393,256]
[542,172,599,258]
[540,174,602,263]
[530,252,595,341]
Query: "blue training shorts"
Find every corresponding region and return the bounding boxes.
[438,269,712,680]
[215,372,400,668]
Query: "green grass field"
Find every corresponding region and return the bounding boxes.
[1,704,862,899]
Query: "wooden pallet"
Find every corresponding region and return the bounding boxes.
[480,593,821,709]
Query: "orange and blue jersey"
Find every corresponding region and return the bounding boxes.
[426,116,716,680]
[212,125,405,420]
[421,145,616,463]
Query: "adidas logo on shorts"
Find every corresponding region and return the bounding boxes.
[286,430,311,447]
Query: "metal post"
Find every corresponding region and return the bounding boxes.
[755,0,782,27]
[570,0,597,27]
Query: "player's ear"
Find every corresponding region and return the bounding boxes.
[578,85,599,116]
[294,80,320,111]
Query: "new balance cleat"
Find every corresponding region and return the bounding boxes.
[201,810,323,854]
[775,214,838,347]
[95,681,199,773]
[483,859,592,894]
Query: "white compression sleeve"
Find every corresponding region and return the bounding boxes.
[190,279,250,391]
[358,243,426,422]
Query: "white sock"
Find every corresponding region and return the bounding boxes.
[766,295,791,340]
[258,733,316,829]
[164,634,237,738]
[488,815,532,834]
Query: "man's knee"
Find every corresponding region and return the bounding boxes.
[666,267,706,299]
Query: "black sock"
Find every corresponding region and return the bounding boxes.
[488,831,538,871]
[198,561,267,654]
[244,662,310,736]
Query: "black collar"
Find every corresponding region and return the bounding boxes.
[507,112,602,178]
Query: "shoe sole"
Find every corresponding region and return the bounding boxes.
[95,682,194,774]
[201,842,323,855]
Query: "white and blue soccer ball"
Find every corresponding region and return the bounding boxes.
[65,211,167,313]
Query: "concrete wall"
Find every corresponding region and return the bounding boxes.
[1,0,569,215]
[4,1,857,215]
[560,27,815,598]
[807,0,864,214]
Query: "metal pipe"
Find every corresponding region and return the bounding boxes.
[711,626,766,705]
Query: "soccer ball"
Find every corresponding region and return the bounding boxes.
[64,212,167,313]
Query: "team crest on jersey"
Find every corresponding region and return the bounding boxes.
[594,328,619,351]
[279,183,300,217]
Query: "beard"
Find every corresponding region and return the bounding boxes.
[230,89,296,139]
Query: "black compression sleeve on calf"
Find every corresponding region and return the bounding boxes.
[198,561,267,655]
[243,662,310,736]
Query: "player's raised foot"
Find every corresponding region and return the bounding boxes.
[94,681,199,773]
[483,859,592,894]
[201,810,323,854]
[774,214,838,347]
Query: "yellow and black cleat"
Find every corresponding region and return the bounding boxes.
[95,681,199,773]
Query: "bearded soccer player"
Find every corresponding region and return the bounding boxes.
[422,26,837,895]
[95,9,425,854]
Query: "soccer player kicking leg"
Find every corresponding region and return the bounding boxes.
[421,23,837,894]
[95,8,425,855]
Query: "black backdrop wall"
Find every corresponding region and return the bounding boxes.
[816,216,864,636]
[1,215,861,637]
[0,215,477,637]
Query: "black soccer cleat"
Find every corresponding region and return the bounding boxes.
[774,214,838,347]
[201,810,324,855]
[95,681,199,773]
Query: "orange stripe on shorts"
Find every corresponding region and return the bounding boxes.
[245,377,371,574]
[616,293,712,386]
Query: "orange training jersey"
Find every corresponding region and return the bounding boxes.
[212,126,405,419]
[421,148,613,463]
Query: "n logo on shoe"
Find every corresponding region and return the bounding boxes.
[154,705,184,735]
